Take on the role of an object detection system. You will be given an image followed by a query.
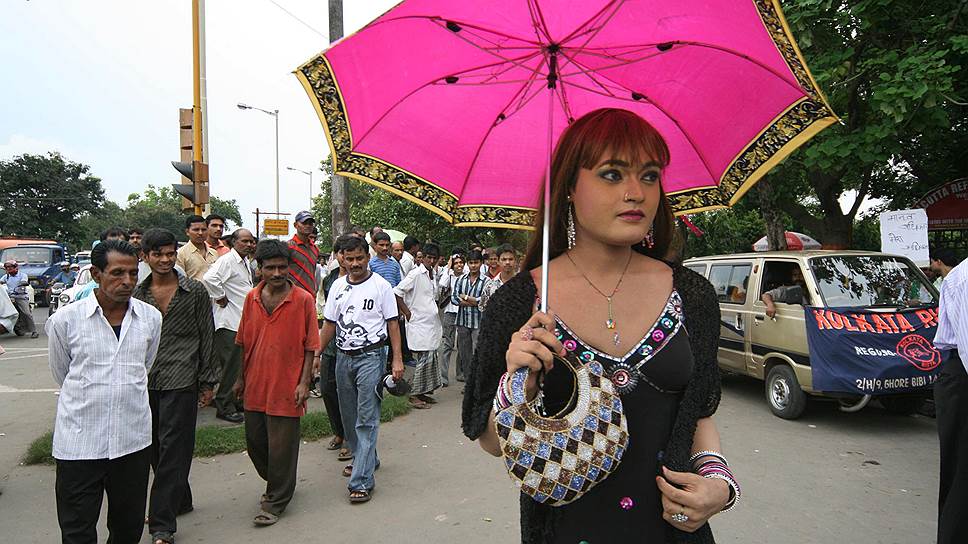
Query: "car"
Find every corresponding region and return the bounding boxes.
[684,250,939,419]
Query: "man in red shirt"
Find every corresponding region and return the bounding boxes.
[233,239,320,526]
[288,211,319,295]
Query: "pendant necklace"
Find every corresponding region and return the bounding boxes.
[565,251,633,346]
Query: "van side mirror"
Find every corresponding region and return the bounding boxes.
[781,285,804,305]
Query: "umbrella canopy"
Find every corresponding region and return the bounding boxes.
[752,231,822,252]
[296,0,837,229]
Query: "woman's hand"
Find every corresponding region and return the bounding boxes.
[656,466,731,533]
[505,311,564,400]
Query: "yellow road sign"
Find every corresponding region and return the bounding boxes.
[263,219,289,236]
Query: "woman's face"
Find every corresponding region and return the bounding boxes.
[571,151,662,248]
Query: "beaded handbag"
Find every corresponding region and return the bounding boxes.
[494,354,629,506]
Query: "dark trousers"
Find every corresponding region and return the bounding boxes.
[55,447,150,544]
[937,351,968,544]
[456,325,479,380]
[214,328,243,416]
[148,387,197,536]
[321,354,345,439]
[244,411,301,515]
[12,297,36,335]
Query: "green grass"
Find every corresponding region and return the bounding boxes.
[22,395,411,465]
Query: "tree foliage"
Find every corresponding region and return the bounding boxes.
[77,185,242,247]
[763,0,968,247]
[0,152,106,250]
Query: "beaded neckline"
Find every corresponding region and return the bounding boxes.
[554,291,684,395]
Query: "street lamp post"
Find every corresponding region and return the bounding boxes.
[237,103,280,218]
[286,166,313,210]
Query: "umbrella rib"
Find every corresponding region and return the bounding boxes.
[527,0,553,43]
[563,54,719,185]
[454,66,548,207]
[566,41,808,96]
[370,15,542,46]
[557,49,618,97]
[351,51,542,151]
[558,0,624,45]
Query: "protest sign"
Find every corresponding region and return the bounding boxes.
[879,209,929,266]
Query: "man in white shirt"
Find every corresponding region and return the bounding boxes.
[319,235,403,503]
[46,240,162,544]
[436,253,465,386]
[202,228,257,424]
[394,243,443,408]
[933,255,967,544]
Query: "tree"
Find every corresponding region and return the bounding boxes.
[0,152,107,249]
[328,0,351,241]
[79,185,242,244]
[764,0,967,247]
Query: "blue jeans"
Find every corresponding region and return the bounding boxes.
[335,347,385,492]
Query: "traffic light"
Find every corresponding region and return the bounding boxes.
[172,107,209,212]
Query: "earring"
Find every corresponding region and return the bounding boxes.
[642,225,654,249]
[567,203,577,249]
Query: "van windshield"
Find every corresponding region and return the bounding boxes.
[1,247,51,266]
[809,255,937,308]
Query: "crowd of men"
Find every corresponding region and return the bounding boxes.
[37,210,520,543]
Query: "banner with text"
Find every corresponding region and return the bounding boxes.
[805,306,945,395]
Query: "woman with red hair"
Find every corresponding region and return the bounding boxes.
[462,109,738,543]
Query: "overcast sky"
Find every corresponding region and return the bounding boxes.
[1,0,398,236]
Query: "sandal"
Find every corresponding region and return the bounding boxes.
[342,464,353,477]
[409,397,430,409]
[151,532,174,544]
[349,489,372,503]
[417,394,438,404]
[337,447,353,461]
[253,510,279,526]
[327,437,343,451]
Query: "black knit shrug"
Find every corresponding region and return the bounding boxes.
[461,264,722,544]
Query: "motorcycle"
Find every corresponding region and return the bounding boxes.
[48,282,67,316]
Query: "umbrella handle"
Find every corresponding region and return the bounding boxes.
[540,82,554,313]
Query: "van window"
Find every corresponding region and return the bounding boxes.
[0,247,51,266]
[809,255,937,308]
[709,264,752,304]
[685,263,707,277]
[760,261,811,305]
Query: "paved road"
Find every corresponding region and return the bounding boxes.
[0,306,940,543]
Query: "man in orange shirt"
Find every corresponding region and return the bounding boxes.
[233,240,320,526]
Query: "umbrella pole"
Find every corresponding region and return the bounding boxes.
[540,84,553,314]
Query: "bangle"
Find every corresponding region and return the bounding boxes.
[690,450,728,468]
[702,472,741,513]
[493,372,512,411]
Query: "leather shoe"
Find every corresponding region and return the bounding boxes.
[216,412,244,423]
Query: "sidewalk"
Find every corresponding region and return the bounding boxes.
[0,384,522,543]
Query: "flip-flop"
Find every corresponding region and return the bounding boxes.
[409,397,430,409]
[342,464,353,477]
[327,437,343,450]
[337,448,353,461]
[349,489,372,504]
[253,510,279,526]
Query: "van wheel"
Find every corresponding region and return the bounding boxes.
[766,365,806,419]
[880,396,922,416]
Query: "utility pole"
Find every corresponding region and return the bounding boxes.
[328,0,350,241]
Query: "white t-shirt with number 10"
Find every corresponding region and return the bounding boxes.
[323,272,399,351]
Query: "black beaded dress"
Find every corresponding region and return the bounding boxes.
[543,290,694,544]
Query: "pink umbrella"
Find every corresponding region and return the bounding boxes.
[752,231,822,252]
[296,0,837,304]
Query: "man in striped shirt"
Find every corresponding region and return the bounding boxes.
[288,211,320,295]
[451,249,486,382]
[133,228,219,544]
